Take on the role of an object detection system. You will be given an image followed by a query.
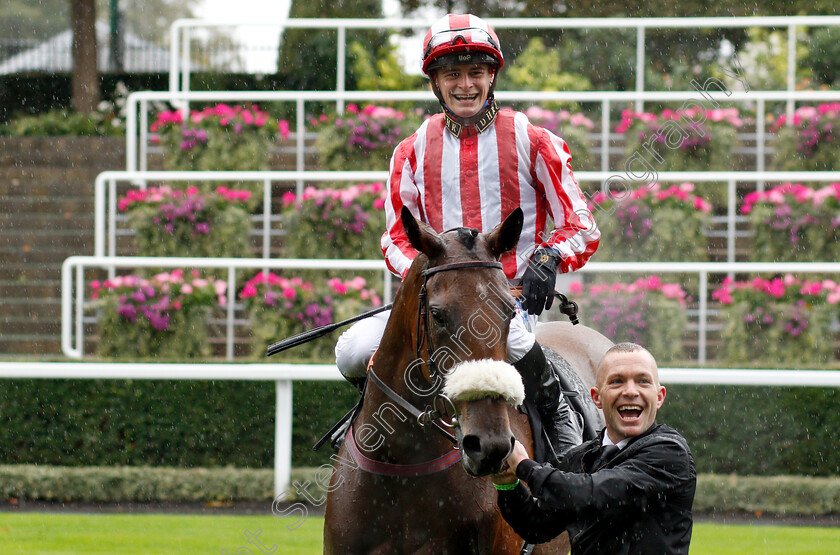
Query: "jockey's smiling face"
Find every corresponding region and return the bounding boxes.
[433,63,494,119]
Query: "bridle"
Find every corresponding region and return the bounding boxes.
[368,260,506,447]
[359,257,580,477]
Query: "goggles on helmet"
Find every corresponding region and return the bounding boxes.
[421,15,504,76]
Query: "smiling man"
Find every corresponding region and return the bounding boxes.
[494,343,696,554]
[334,13,600,459]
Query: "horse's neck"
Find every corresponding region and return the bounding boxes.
[356,265,453,461]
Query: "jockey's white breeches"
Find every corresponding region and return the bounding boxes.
[334,299,537,379]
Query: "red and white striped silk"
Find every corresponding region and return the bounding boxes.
[381,109,600,280]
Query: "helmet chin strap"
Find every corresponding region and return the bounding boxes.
[433,71,500,138]
[442,98,499,138]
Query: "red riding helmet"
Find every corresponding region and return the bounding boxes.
[421,14,504,77]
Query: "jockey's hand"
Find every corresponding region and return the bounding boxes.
[521,248,560,316]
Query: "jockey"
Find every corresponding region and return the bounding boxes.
[335,14,600,460]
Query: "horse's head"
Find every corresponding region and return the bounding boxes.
[399,207,524,474]
[401,206,523,367]
[443,359,525,475]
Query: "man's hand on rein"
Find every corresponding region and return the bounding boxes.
[491,440,530,485]
[521,247,560,315]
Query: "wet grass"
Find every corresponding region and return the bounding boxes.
[0,513,838,554]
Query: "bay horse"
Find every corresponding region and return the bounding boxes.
[323,207,610,554]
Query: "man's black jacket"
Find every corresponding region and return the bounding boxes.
[498,423,696,554]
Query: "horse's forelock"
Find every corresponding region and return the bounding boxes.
[443,359,525,406]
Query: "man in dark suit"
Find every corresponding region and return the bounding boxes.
[494,342,696,554]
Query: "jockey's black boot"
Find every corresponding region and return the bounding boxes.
[514,342,582,463]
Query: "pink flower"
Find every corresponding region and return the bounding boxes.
[767,279,785,298]
[329,278,348,295]
[214,281,227,296]
[281,191,297,207]
[278,120,290,139]
[282,287,296,300]
[568,281,584,295]
[241,284,257,298]
[181,284,193,294]
[801,282,822,295]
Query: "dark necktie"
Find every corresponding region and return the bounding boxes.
[592,444,620,470]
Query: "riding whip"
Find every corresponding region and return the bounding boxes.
[266,303,393,357]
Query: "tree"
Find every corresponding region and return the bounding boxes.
[276,0,388,91]
[70,0,100,113]
[0,0,69,41]
[95,0,200,45]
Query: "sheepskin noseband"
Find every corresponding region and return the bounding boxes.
[442,359,525,406]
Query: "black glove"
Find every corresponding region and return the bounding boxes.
[521,248,560,316]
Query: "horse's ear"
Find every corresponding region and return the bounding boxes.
[485,208,523,258]
[402,206,445,259]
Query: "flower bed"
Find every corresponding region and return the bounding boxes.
[93,270,227,359]
[742,182,840,263]
[771,103,840,171]
[241,272,382,361]
[713,275,838,365]
[151,104,288,203]
[522,106,595,170]
[313,104,423,171]
[281,182,386,260]
[617,107,743,171]
[569,276,689,364]
[590,182,713,263]
[120,185,253,258]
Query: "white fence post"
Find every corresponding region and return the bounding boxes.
[275,379,293,499]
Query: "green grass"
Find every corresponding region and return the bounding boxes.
[691,522,840,555]
[0,513,321,555]
[0,513,838,554]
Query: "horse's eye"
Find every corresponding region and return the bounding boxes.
[429,307,446,326]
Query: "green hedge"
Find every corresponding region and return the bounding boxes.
[694,474,840,516]
[660,385,840,476]
[0,464,272,503]
[1,379,838,475]
[1,465,839,516]
[0,73,322,123]
[0,378,357,469]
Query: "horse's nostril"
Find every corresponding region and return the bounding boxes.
[462,435,482,458]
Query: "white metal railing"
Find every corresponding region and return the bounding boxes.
[61,256,393,360]
[2,361,839,498]
[93,170,388,260]
[63,256,840,365]
[124,89,840,177]
[168,15,840,116]
[94,170,840,270]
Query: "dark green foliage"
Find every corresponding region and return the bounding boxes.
[0,378,359,469]
[0,379,275,467]
[1,379,839,475]
[291,381,360,467]
[806,26,840,88]
[0,73,167,123]
[0,73,305,124]
[660,385,840,477]
[275,0,388,91]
